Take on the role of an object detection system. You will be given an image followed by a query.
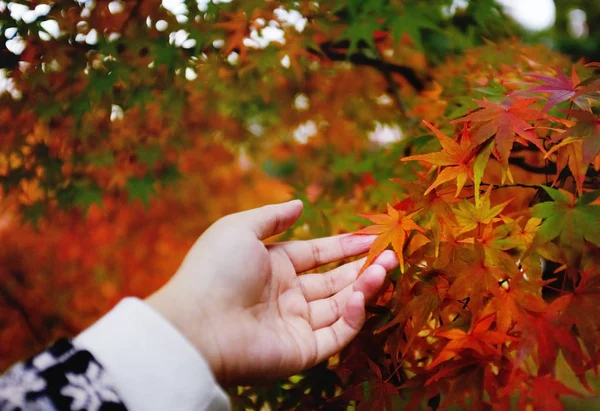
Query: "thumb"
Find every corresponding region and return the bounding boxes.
[233,199,303,240]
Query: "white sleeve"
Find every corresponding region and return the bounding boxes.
[74,297,231,411]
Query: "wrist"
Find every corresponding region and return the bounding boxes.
[145,286,227,385]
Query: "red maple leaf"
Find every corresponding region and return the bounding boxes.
[523,375,582,411]
[452,98,546,168]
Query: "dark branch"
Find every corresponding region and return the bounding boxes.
[312,41,426,91]
[509,157,557,174]
[480,182,543,190]
[372,46,416,122]
[0,285,44,344]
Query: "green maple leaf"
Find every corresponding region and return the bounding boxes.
[341,19,380,55]
[73,185,103,213]
[88,67,119,102]
[86,150,115,167]
[388,7,438,51]
[22,201,45,227]
[338,0,390,55]
[126,175,156,207]
[152,40,183,71]
[532,186,600,250]
[135,145,162,167]
[57,182,103,214]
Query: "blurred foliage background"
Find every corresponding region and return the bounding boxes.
[0,0,599,409]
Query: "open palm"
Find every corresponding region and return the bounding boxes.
[147,200,397,385]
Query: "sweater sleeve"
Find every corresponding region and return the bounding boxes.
[0,338,127,410]
[74,297,231,411]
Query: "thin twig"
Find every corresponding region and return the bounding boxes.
[120,1,143,33]
[479,182,543,190]
[373,47,410,119]
[465,182,543,199]
[0,285,44,344]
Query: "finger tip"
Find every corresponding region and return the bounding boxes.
[287,199,304,210]
[374,250,399,270]
[364,263,386,279]
[359,265,387,297]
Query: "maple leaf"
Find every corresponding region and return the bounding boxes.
[488,279,547,335]
[531,186,600,251]
[402,121,492,200]
[453,186,512,235]
[340,19,381,56]
[525,375,583,411]
[562,268,600,369]
[518,66,587,112]
[214,12,250,60]
[434,223,475,269]
[392,173,461,256]
[354,359,399,411]
[355,204,425,274]
[452,98,546,177]
[476,222,522,273]
[555,109,600,166]
[545,137,587,196]
[515,296,592,391]
[448,258,504,320]
[505,217,543,250]
[388,5,438,51]
[428,314,515,369]
[379,276,449,355]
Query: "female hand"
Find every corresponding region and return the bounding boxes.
[146,200,397,385]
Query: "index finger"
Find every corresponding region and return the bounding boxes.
[268,234,376,273]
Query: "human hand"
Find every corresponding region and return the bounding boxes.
[146,200,398,385]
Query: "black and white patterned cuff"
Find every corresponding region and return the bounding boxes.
[0,339,127,411]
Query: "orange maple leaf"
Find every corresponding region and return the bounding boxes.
[392,174,461,256]
[545,137,587,196]
[214,12,249,60]
[428,314,516,369]
[402,121,479,196]
[355,204,424,275]
[379,276,449,355]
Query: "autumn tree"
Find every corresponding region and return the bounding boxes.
[1,0,600,409]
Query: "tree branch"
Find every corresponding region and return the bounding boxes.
[480,182,543,190]
[372,47,418,123]
[0,285,44,344]
[509,157,557,174]
[312,41,426,91]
